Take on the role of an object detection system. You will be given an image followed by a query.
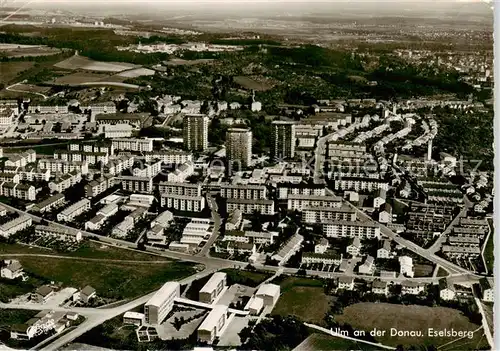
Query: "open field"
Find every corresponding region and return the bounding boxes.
[234,75,273,91]
[0,44,61,58]
[17,256,198,299]
[50,72,112,85]
[334,302,486,348]
[295,333,384,351]
[55,55,139,72]
[0,241,170,261]
[272,277,330,325]
[0,61,35,84]
[116,68,155,78]
[9,83,51,94]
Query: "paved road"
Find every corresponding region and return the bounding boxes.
[344,200,473,275]
[5,82,48,100]
[0,253,171,264]
[427,196,472,254]
[198,194,221,257]
[34,268,216,351]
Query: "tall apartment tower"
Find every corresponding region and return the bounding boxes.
[226,127,252,170]
[183,114,209,151]
[271,121,296,160]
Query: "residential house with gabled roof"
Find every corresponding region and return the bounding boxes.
[372,280,388,296]
[346,237,362,257]
[378,203,393,224]
[377,239,392,259]
[337,276,355,291]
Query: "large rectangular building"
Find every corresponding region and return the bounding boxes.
[183,114,209,151]
[220,183,267,200]
[199,272,227,304]
[111,138,154,152]
[226,198,275,215]
[144,282,180,325]
[287,194,342,211]
[271,121,295,160]
[323,221,380,239]
[226,127,252,169]
[197,305,228,344]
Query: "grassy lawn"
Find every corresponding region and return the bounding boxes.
[483,220,493,274]
[17,257,198,300]
[334,302,484,349]
[0,61,35,85]
[296,333,384,351]
[437,266,449,277]
[0,241,170,261]
[0,309,39,328]
[272,277,330,325]
[0,275,47,302]
[220,268,272,287]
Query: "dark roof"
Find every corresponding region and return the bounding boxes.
[381,203,393,213]
[479,277,492,291]
[81,285,96,296]
[11,324,30,333]
[35,285,54,297]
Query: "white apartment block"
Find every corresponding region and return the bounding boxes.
[85,176,114,198]
[112,218,134,237]
[57,199,91,222]
[287,194,342,211]
[158,182,202,197]
[116,176,153,193]
[132,160,163,178]
[54,151,109,166]
[277,183,326,199]
[226,198,275,215]
[105,155,135,176]
[183,114,209,151]
[0,172,20,184]
[144,150,192,165]
[35,225,83,242]
[49,171,82,193]
[334,177,389,192]
[69,143,114,155]
[28,105,68,114]
[0,215,33,238]
[84,102,116,115]
[38,159,89,175]
[100,123,133,138]
[181,220,210,245]
[0,182,36,201]
[19,167,51,182]
[5,150,36,167]
[161,194,205,212]
[111,138,154,152]
[167,161,194,183]
[323,221,380,239]
[271,120,295,160]
[226,127,252,168]
[302,205,357,223]
[0,108,14,126]
[220,183,267,200]
[301,252,342,266]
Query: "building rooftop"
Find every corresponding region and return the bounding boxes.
[145,281,180,307]
[200,272,226,295]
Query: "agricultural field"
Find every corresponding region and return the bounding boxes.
[334,302,487,349]
[116,67,155,78]
[54,55,139,72]
[295,333,384,351]
[272,277,330,325]
[50,72,113,85]
[234,75,274,91]
[0,44,61,58]
[0,61,35,85]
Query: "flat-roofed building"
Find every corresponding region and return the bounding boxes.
[183,114,209,151]
[116,176,153,194]
[287,194,342,212]
[144,150,192,165]
[144,281,180,325]
[271,120,295,160]
[123,312,145,326]
[226,127,252,169]
[255,284,280,306]
[323,221,380,239]
[159,182,202,197]
[302,205,356,223]
[161,194,205,212]
[226,198,275,215]
[199,272,227,304]
[112,138,153,152]
[277,182,326,200]
[197,305,228,344]
[220,183,267,200]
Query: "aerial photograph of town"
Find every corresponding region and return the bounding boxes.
[0,0,494,350]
